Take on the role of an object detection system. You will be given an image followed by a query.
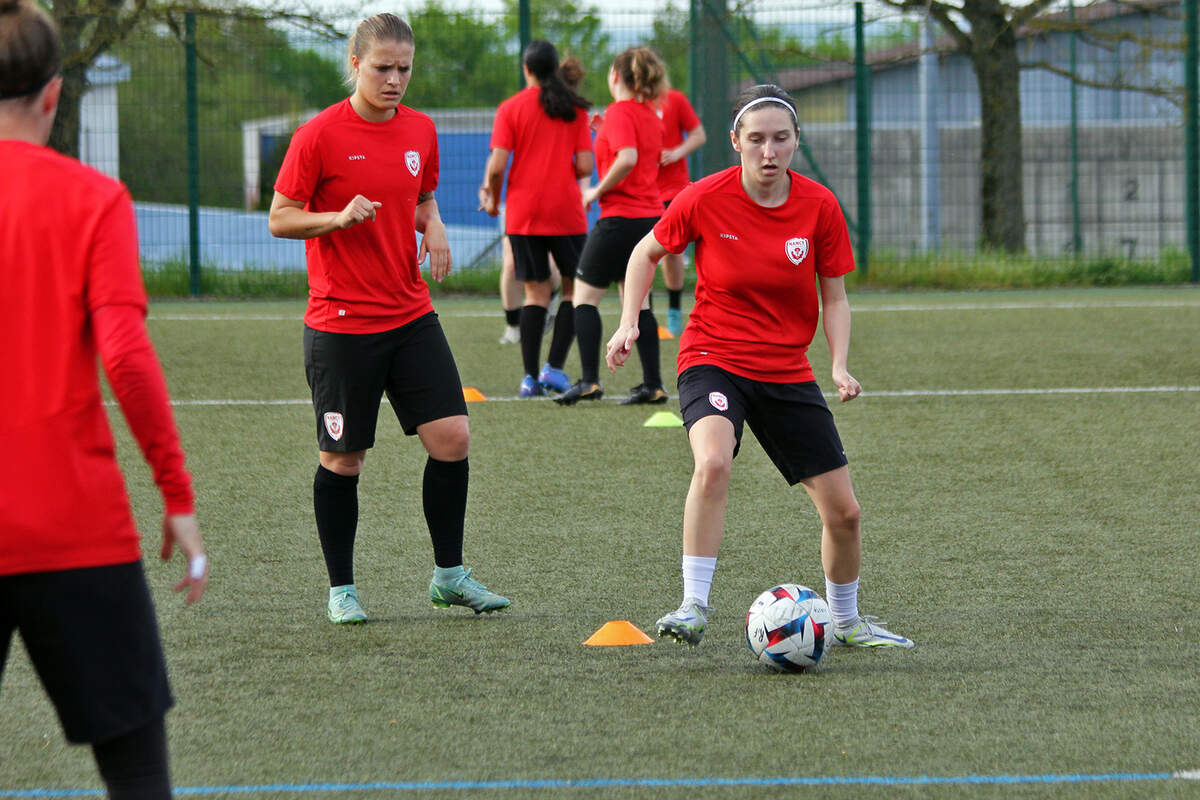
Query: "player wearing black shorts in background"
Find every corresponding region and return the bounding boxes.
[480,39,593,398]
[269,13,509,623]
[556,46,669,406]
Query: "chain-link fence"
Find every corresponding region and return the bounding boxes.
[65,1,1192,278]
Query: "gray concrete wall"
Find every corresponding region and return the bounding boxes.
[792,122,1185,258]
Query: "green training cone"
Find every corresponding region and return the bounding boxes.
[643,411,684,428]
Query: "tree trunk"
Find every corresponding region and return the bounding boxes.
[48,60,87,158]
[963,0,1026,252]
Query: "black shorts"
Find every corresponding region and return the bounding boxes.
[304,312,468,452]
[0,561,172,744]
[677,364,848,485]
[577,216,658,288]
[509,234,586,283]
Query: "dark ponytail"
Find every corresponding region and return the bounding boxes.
[523,39,590,122]
[0,0,60,102]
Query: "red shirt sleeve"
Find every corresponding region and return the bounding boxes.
[93,305,195,515]
[491,98,515,151]
[815,194,856,278]
[675,91,701,133]
[85,194,194,515]
[274,119,322,203]
[604,103,639,151]
[652,182,699,255]
[422,130,439,196]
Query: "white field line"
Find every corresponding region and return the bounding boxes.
[146,300,1200,322]
[1176,770,1200,780]
[101,385,1199,408]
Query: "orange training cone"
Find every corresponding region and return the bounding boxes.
[462,387,487,402]
[657,326,674,339]
[583,620,655,646]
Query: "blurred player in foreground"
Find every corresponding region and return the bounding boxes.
[269,13,509,623]
[0,0,208,795]
[606,84,914,651]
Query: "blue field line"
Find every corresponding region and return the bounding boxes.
[3,770,1193,796]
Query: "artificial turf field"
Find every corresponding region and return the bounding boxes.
[1,286,1198,799]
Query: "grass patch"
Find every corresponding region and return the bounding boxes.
[2,288,1197,796]
[144,249,1195,299]
[852,248,1192,290]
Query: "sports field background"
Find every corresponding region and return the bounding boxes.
[1,286,1198,798]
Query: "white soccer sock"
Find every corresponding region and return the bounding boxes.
[825,577,860,626]
[682,555,717,607]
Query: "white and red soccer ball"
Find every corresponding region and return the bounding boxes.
[745,584,831,672]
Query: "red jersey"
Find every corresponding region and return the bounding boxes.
[491,87,591,236]
[593,100,662,218]
[0,140,193,576]
[654,166,856,383]
[655,89,701,202]
[275,99,439,333]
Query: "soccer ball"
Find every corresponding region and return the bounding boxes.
[745,584,832,673]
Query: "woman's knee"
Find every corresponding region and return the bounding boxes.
[692,450,732,494]
[421,417,470,461]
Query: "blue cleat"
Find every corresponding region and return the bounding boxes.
[537,364,571,394]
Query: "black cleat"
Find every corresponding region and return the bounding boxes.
[618,384,669,405]
[554,380,604,406]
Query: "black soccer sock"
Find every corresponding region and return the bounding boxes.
[313,465,359,587]
[92,716,171,800]
[423,456,468,568]
[636,308,662,388]
[668,289,682,311]
[574,303,602,384]
[519,304,548,378]
[546,300,574,369]
[504,307,520,326]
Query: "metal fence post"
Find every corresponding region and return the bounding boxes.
[854,1,871,277]
[1186,0,1199,281]
[691,0,730,177]
[185,11,200,297]
[1069,0,1082,258]
[518,0,530,87]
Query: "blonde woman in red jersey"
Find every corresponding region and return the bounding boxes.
[480,39,593,398]
[269,13,509,624]
[655,86,706,335]
[0,0,207,793]
[556,46,669,406]
[607,85,915,652]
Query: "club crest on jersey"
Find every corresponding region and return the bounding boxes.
[405,150,420,177]
[785,237,809,266]
[323,412,344,442]
[708,391,729,412]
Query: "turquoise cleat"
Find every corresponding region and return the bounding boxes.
[328,585,367,624]
[430,568,511,614]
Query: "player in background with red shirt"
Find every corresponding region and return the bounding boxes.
[0,0,207,794]
[654,86,706,336]
[480,39,593,398]
[557,46,668,406]
[607,85,914,651]
[269,13,509,624]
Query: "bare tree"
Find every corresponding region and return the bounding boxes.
[48,0,341,157]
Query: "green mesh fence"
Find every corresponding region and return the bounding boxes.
[59,1,1189,275]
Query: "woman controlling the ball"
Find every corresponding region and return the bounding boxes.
[606,84,914,651]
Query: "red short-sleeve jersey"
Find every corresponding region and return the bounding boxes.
[274,99,439,333]
[491,87,591,236]
[654,166,856,383]
[655,89,701,202]
[0,141,192,576]
[593,100,662,219]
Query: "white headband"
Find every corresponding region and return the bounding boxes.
[731,96,797,132]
